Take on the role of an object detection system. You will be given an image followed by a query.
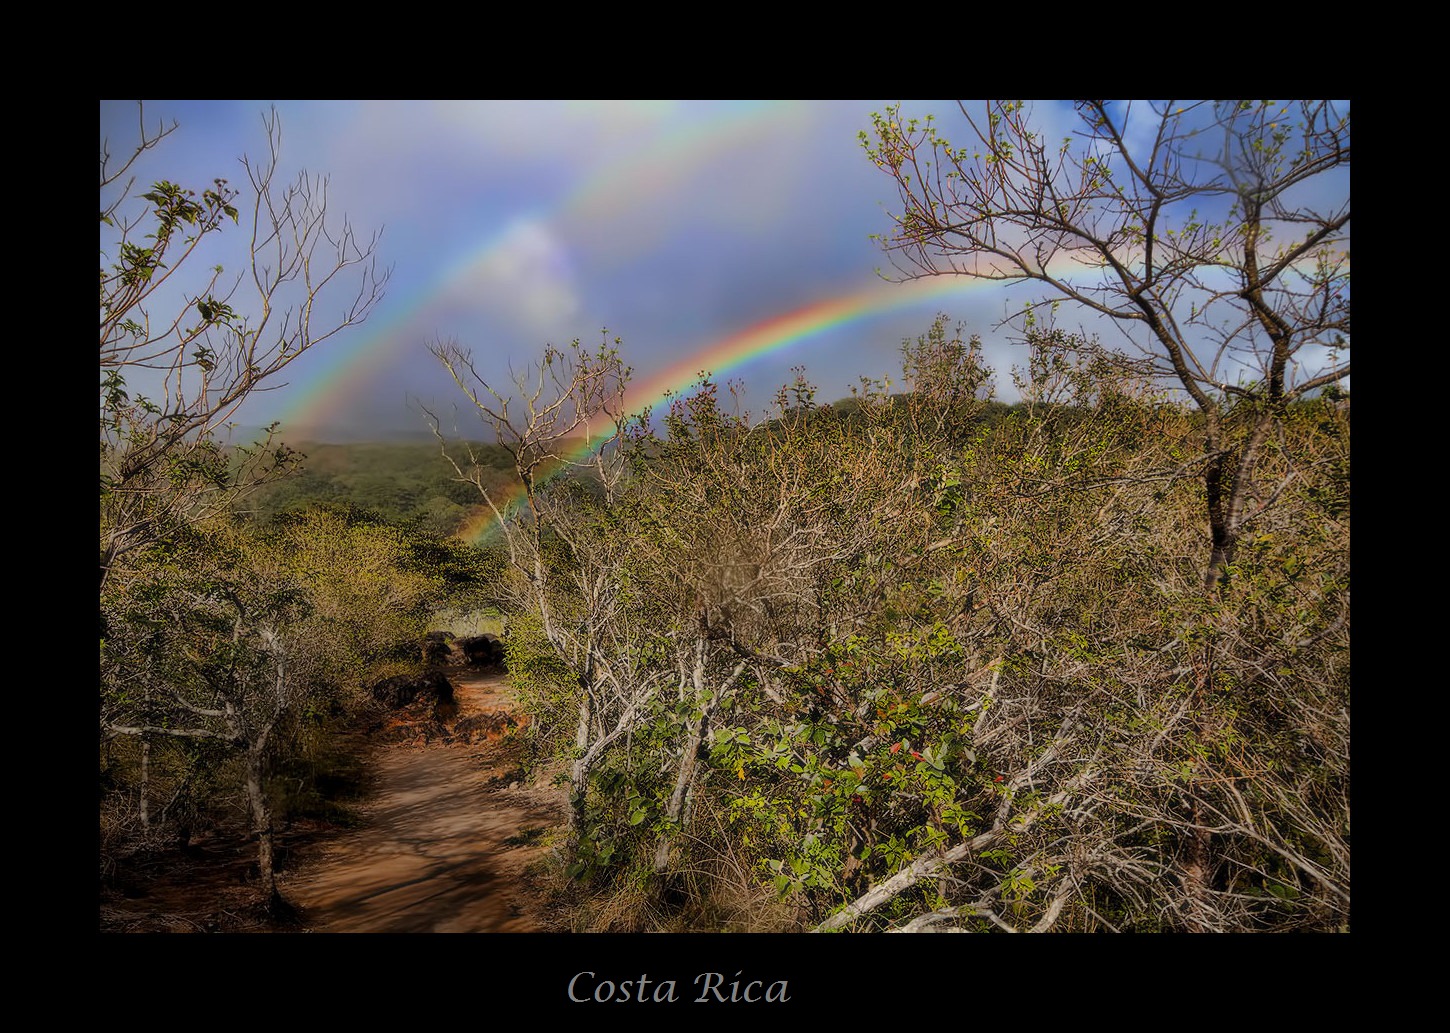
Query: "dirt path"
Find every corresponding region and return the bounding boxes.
[281,671,564,932]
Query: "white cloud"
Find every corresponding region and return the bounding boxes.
[443,217,582,335]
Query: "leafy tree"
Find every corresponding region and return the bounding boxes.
[264,506,446,682]
[101,522,315,908]
[862,100,1350,930]
[100,508,446,910]
[862,100,1349,593]
[100,103,389,594]
[426,334,654,850]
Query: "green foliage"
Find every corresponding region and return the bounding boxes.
[464,314,1347,932]
[99,507,447,869]
[500,608,579,759]
[242,441,516,532]
[260,506,446,692]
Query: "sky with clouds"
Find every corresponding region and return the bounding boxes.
[99,100,1348,443]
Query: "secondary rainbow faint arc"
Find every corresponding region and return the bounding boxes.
[453,273,1014,545]
[273,100,802,437]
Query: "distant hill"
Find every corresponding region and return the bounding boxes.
[221,423,459,447]
[239,439,516,534]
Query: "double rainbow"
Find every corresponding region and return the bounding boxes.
[263,100,1071,543]
[273,100,806,438]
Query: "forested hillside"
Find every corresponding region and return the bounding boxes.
[242,440,513,534]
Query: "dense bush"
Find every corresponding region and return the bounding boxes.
[458,321,1349,932]
[99,506,463,900]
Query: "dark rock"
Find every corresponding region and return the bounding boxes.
[369,671,455,709]
[456,633,507,670]
[421,630,456,666]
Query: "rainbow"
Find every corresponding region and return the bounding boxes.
[253,100,1095,544]
[273,100,803,437]
[451,273,1016,544]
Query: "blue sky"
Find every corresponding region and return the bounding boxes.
[99,100,1348,442]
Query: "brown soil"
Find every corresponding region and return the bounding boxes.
[281,669,565,932]
[99,668,567,933]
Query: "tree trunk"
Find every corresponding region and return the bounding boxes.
[1181,796,1215,933]
[653,704,712,873]
[1195,418,1272,921]
[138,736,151,833]
[654,652,746,874]
[243,746,276,901]
[567,691,592,849]
[1203,451,1237,594]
